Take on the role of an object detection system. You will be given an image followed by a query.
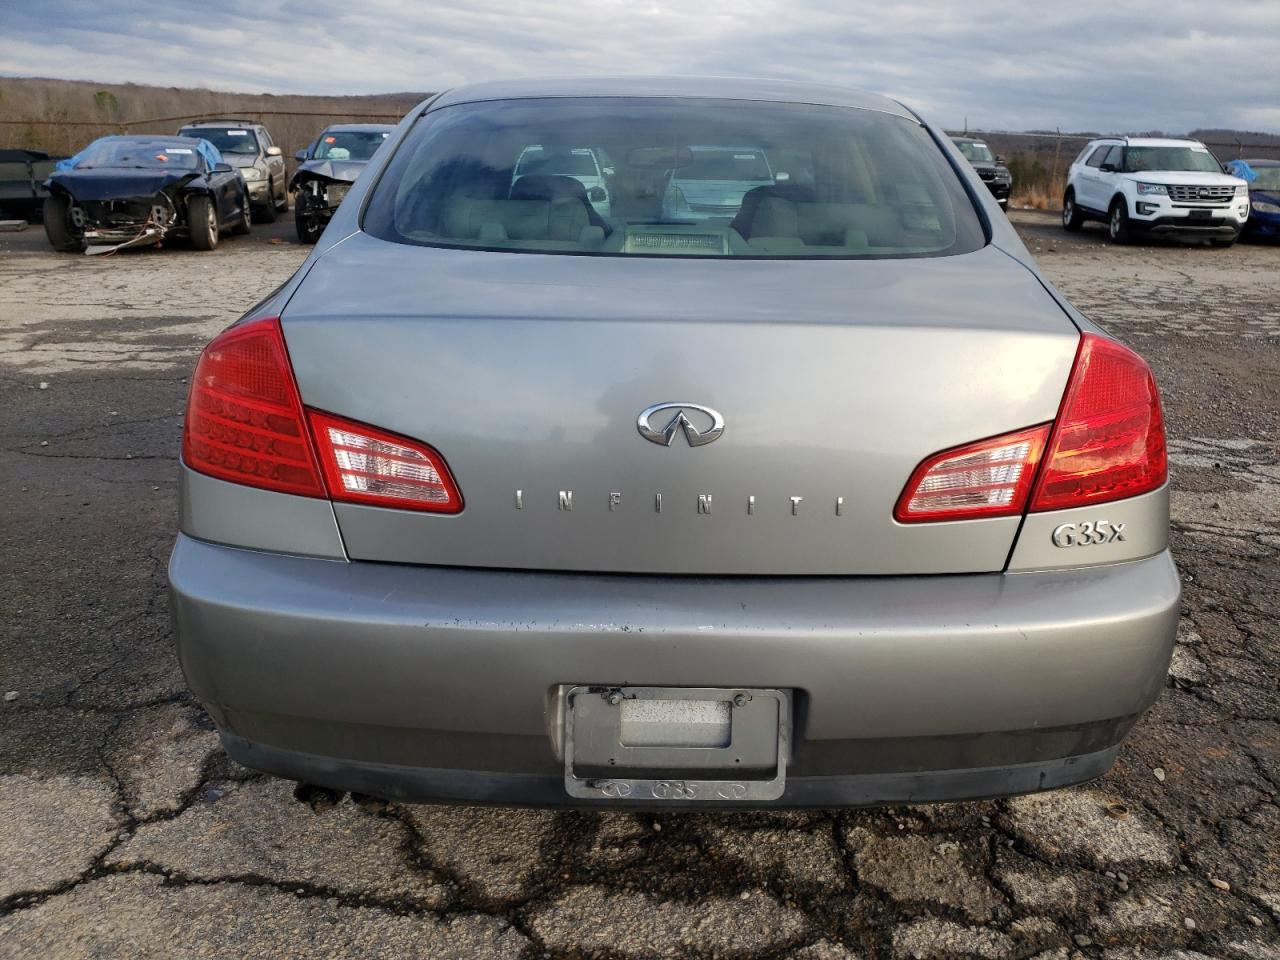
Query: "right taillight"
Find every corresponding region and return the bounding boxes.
[1029,332,1166,512]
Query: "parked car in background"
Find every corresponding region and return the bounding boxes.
[512,145,613,218]
[950,136,1012,207]
[1224,159,1280,240]
[170,77,1178,810]
[177,120,288,222]
[0,148,57,222]
[662,145,775,221]
[43,135,249,254]
[291,124,394,244]
[1062,137,1249,245]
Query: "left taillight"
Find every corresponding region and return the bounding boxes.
[309,410,462,514]
[894,424,1050,523]
[183,316,325,498]
[183,316,463,513]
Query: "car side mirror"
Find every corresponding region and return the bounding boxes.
[775,171,791,183]
[295,150,307,162]
[266,146,283,157]
[587,186,607,202]
[213,162,234,173]
[1099,163,1117,173]
[995,155,1007,165]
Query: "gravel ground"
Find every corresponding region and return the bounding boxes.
[0,211,1276,959]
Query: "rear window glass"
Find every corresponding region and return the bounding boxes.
[363,97,986,259]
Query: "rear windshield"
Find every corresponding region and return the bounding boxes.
[363,97,986,259]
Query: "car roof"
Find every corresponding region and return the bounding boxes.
[1085,136,1212,149]
[102,135,210,147]
[427,76,917,120]
[1125,137,1207,147]
[180,120,263,128]
[322,123,396,134]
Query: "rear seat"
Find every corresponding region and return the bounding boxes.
[739,193,905,251]
[441,195,594,243]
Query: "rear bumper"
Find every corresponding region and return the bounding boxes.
[169,535,1179,807]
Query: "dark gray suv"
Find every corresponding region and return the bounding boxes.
[170,78,1177,808]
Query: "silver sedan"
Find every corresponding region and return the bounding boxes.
[169,77,1177,808]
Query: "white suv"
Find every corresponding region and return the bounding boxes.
[1062,137,1248,246]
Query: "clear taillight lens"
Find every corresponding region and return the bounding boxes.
[309,411,463,513]
[894,425,1050,522]
[182,316,325,498]
[1029,333,1166,511]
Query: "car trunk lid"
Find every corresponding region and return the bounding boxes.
[282,233,1079,575]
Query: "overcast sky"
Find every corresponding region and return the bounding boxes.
[3,0,1278,134]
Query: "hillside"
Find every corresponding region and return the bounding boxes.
[0,77,432,158]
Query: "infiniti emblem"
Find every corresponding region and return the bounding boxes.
[636,402,725,447]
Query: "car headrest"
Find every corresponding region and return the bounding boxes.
[510,174,588,202]
[731,184,818,239]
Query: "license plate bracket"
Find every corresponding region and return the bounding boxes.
[563,686,789,801]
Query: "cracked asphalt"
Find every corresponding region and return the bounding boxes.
[0,211,1276,959]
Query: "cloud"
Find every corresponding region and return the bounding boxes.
[2,0,1278,133]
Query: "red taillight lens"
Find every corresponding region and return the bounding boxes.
[1029,333,1166,511]
[309,411,463,514]
[183,316,325,497]
[183,317,464,512]
[895,425,1050,522]
[895,333,1166,523]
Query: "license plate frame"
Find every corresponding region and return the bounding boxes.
[563,686,789,802]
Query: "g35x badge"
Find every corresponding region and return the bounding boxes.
[1051,520,1126,547]
[636,402,725,447]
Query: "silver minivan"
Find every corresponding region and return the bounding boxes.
[170,78,1177,808]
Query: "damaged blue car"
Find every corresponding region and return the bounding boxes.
[1225,159,1280,239]
[42,135,250,254]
